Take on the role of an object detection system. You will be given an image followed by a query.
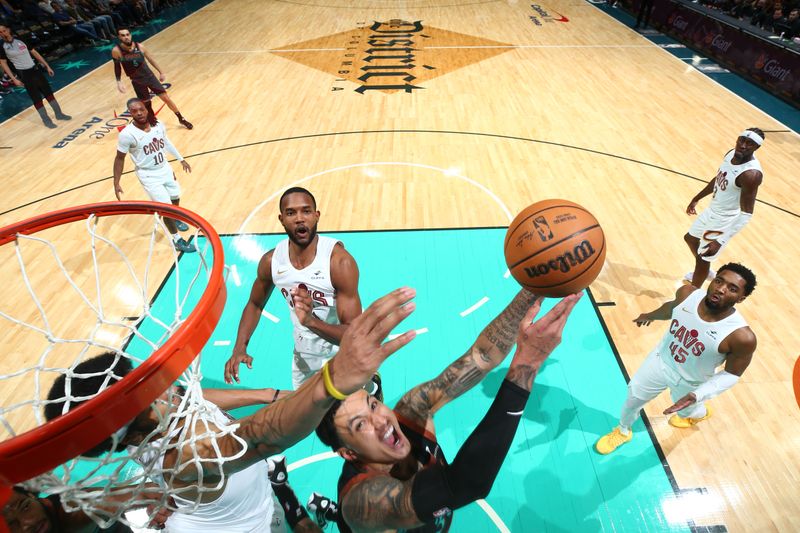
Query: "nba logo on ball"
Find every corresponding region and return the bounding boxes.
[504,199,606,297]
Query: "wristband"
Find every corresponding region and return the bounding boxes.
[322,361,348,400]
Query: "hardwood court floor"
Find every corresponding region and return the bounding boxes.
[2,0,799,531]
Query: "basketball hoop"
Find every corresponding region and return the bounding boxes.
[0,202,226,530]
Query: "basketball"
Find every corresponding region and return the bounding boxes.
[504,199,606,297]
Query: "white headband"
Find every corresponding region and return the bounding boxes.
[739,130,763,146]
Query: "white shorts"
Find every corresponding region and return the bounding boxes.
[291,350,337,390]
[629,351,708,419]
[137,166,181,204]
[687,208,739,262]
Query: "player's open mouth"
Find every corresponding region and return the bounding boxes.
[709,294,721,303]
[382,425,402,448]
[296,227,308,237]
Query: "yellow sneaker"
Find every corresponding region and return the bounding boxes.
[595,427,632,455]
[668,406,713,428]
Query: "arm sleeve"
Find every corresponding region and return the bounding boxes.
[113,58,121,81]
[410,379,529,520]
[692,370,740,403]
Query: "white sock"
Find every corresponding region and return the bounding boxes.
[172,233,181,243]
[618,425,631,436]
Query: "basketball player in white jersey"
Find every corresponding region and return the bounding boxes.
[596,262,757,454]
[44,287,418,533]
[113,98,195,253]
[224,187,362,389]
[683,128,764,288]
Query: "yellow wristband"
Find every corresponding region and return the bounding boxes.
[322,361,348,400]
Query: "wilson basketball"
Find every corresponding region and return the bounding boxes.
[504,199,606,297]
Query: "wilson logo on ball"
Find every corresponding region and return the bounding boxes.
[523,240,597,277]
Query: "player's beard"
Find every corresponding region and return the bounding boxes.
[287,223,317,247]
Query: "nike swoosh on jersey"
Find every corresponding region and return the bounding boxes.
[276,268,288,275]
[507,410,524,416]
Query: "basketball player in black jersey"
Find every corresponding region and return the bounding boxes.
[112,28,193,129]
[316,290,581,532]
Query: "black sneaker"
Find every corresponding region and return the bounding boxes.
[307,492,339,529]
[42,119,57,129]
[267,455,287,485]
[55,113,72,121]
[175,220,189,231]
[178,117,193,130]
[173,237,196,253]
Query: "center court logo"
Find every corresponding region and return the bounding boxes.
[528,4,570,26]
[272,20,512,94]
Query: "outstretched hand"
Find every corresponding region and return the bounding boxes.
[327,287,417,395]
[508,292,582,389]
[663,392,697,414]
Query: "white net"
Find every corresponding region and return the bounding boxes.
[0,208,241,529]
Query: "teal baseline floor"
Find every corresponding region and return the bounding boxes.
[126,227,694,532]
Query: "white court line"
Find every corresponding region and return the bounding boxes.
[159,44,653,55]
[388,327,428,340]
[586,0,799,136]
[460,296,489,317]
[476,499,512,533]
[261,310,280,323]
[287,453,511,532]
[213,340,230,346]
[229,264,241,287]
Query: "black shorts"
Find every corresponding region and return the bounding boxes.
[131,72,166,102]
[17,67,53,103]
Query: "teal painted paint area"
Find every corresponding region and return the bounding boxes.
[137,228,687,532]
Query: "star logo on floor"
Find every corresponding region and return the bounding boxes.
[58,60,90,70]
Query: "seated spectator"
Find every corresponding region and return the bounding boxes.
[774,6,799,36]
[769,5,790,32]
[750,0,774,27]
[51,1,102,43]
[65,0,113,40]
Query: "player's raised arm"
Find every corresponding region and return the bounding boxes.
[209,288,418,473]
[633,284,696,326]
[225,251,276,384]
[342,293,581,532]
[394,289,541,427]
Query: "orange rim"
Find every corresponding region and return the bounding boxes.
[794,355,800,411]
[0,202,226,486]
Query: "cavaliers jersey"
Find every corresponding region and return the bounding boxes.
[271,236,340,359]
[133,400,275,532]
[708,150,762,215]
[656,289,748,384]
[117,122,171,173]
[337,413,454,533]
[116,42,154,81]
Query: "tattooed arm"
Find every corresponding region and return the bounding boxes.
[395,289,541,427]
[341,475,421,532]
[342,293,583,533]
